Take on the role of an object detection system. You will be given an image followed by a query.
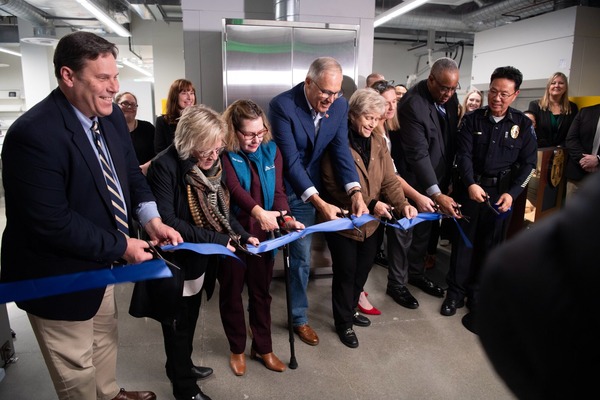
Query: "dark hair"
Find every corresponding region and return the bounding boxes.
[53,31,118,80]
[164,79,196,125]
[490,66,523,91]
[370,80,395,94]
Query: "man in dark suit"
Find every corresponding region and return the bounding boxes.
[391,57,461,301]
[0,32,182,400]
[478,170,600,400]
[269,57,368,346]
[565,103,600,199]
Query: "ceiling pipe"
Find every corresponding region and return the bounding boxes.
[0,0,50,27]
[274,0,299,21]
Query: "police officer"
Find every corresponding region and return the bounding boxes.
[441,66,537,320]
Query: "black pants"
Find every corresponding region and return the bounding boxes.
[161,293,202,399]
[407,220,432,278]
[325,231,379,331]
[447,188,511,305]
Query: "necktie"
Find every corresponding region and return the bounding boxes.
[91,121,130,236]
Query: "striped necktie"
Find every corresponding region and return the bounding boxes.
[91,121,130,236]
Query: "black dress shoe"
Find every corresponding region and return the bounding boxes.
[461,312,479,334]
[408,276,445,298]
[352,311,371,327]
[191,365,213,380]
[178,390,212,400]
[337,328,359,348]
[386,286,419,309]
[440,297,465,316]
[374,251,388,267]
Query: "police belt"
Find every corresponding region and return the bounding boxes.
[475,175,498,187]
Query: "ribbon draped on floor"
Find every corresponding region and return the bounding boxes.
[0,212,470,304]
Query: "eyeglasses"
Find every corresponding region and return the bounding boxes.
[118,101,138,109]
[237,127,268,140]
[197,146,226,159]
[432,75,460,94]
[312,80,344,100]
[488,88,516,100]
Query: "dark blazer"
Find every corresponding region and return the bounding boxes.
[154,115,176,154]
[392,79,459,194]
[268,82,359,198]
[479,171,600,400]
[0,88,154,320]
[528,100,578,147]
[565,104,600,181]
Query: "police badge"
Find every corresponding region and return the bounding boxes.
[510,125,519,139]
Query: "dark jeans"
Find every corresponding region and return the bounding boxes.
[325,231,379,331]
[161,293,202,399]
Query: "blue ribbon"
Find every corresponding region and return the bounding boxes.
[0,212,471,305]
[0,260,171,304]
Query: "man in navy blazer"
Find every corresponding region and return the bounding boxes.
[565,103,600,199]
[391,57,462,302]
[269,57,368,346]
[0,32,181,400]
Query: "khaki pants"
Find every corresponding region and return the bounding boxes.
[28,285,120,400]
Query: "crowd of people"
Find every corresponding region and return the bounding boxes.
[2,30,599,400]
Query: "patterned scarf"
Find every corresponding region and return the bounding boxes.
[185,160,238,241]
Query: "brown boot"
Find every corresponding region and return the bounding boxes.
[250,348,286,372]
[229,352,246,376]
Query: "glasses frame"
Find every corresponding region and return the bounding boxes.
[431,74,460,94]
[236,127,268,140]
[197,146,226,159]
[118,101,138,109]
[488,88,516,100]
[311,80,344,100]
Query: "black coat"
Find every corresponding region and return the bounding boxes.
[1,88,154,320]
[565,104,600,181]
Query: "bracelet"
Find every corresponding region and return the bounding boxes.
[348,188,361,197]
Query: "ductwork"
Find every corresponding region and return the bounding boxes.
[378,0,556,34]
[0,0,50,27]
[274,0,299,21]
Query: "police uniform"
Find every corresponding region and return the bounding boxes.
[446,106,537,307]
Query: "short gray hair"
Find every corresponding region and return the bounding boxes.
[430,57,459,78]
[348,88,386,119]
[306,57,342,81]
[174,104,226,160]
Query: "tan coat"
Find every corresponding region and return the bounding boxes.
[320,131,409,241]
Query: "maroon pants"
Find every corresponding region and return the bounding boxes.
[218,252,275,354]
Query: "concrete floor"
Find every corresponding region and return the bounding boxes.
[0,233,516,400]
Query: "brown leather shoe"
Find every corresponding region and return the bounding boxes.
[229,352,246,376]
[293,324,319,346]
[111,388,156,400]
[250,349,286,372]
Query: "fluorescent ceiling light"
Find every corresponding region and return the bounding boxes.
[0,47,22,57]
[122,59,153,77]
[76,0,131,37]
[374,0,429,27]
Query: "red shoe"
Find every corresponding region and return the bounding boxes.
[358,303,382,315]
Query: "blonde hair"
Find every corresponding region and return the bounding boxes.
[459,88,483,120]
[174,104,226,160]
[222,99,272,153]
[538,72,574,114]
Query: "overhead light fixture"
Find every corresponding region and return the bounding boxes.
[76,0,131,37]
[374,0,429,27]
[0,47,22,57]
[122,59,153,77]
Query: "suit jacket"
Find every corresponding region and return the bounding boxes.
[565,104,600,181]
[0,88,155,320]
[268,82,359,198]
[392,79,459,194]
[479,171,600,400]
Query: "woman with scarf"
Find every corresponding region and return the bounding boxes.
[143,104,258,400]
[320,88,417,348]
[220,100,304,376]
